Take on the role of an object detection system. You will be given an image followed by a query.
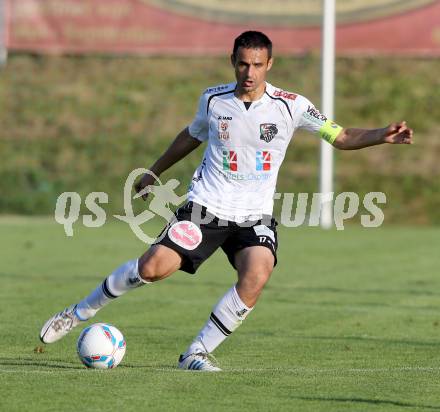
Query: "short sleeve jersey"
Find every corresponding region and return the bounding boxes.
[187,81,342,221]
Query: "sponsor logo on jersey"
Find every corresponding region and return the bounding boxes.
[260,123,278,143]
[273,90,297,100]
[222,150,237,171]
[204,85,229,94]
[302,105,327,126]
[256,150,272,171]
[218,115,232,140]
[168,220,202,250]
[218,171,272,181]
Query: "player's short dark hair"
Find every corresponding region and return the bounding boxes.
[232,31,272,59]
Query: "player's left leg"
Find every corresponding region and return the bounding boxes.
[234,246,274,307]
[39,245,182,344]
[179,246,274,371]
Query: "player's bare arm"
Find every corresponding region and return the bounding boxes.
[333,121,413,150]
[135,127,201,198]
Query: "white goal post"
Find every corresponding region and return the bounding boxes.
[319,0,336,228]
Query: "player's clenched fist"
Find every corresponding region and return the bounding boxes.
[134,173,155,200]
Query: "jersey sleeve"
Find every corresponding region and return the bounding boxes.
[188,92,209,142]
[296,96,343,144]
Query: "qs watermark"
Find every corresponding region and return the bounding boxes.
[54,168,386,243]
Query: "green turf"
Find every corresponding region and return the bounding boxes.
[1,218,439,411]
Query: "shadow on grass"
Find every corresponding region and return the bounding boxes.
[242,331,440,349]
[293,396,440,410]
[292,334,440,348]
[289,286,440,298]
[0,357,178,372]
[0,357,84,370]
[120,363,176,371]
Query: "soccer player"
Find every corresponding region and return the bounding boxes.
[40,31,413,371]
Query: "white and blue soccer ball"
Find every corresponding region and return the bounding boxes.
[77,323,126,369]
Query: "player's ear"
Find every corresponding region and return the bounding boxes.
[230,53,236,67]
[267,57,273,71]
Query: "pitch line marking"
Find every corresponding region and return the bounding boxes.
[2,366,440,374]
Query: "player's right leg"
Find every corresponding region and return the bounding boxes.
[39,245,182,344]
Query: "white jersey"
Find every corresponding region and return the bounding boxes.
[187,81,342,222]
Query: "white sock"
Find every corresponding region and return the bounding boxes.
[75,259,148,320]
[185,285,252,355]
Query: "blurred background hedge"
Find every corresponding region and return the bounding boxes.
[0,55,438,223]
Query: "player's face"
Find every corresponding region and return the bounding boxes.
[231,47,273,100]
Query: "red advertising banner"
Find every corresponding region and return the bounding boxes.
[5,0,440,56]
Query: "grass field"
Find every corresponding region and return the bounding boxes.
[1,217,440,411]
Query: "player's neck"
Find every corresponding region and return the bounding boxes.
[234,84,266,102]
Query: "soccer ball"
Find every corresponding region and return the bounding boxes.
[77,323,126,369]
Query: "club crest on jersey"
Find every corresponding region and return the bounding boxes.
[259,123,278,143]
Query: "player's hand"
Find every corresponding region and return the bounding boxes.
[383,121,413,145]
[134,173,156,201]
